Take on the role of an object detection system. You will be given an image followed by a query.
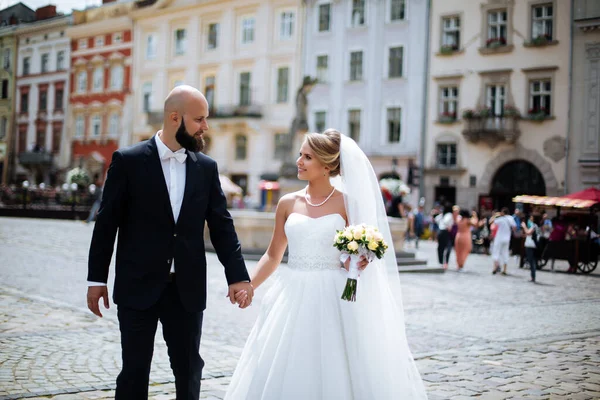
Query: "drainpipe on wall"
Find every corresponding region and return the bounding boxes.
[564,0,574,195]
[418,0,431,201]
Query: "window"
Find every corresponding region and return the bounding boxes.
[1,80,7,99]
[36,129,45,149]
[316,55,328,83]
[77,71,87,93]
[318,3,331,32]
[75,115,84,137]
[39,90,47,111]
[146,34,157,59]
[437,143,457,167]
[532,4,553,40]
[529,79,552,115]
[23,57,30,75]
[3,48,10,69]
[52,126,61,153]
[55,89,63,111]
[348,109,361,142]
[439,86,458,119]
[113,32,123,44]
[142,82,152,112]
[242,17,255,44]
[93,67,103,92]
[389,47,403,78]
[442,16,460,50]
[486,84,506,116]
[235,134,247,160]
[280,12,294,39]
[387,107,401,143]
[78,38,87,49]
[175,29,186,55]
[95,35,104,47]
[239,72,251,106]
[207,23,219,49]
[274,133,287,160]
[315,111,326,132]
[91,115,102,137]
[350,51,363,81]
[41,53,49,73]
[18,129,27,153]
[205,76,215,110]
[487,10,507,46]
[20,92,28,113]
[391,0,405,21]
[276,67,289,103]
[57,50,65,70]
[351,0,366,26]
[110,65,124,90]
[109,113,120,136]
[0,117,6,140]
[174,80,184,87]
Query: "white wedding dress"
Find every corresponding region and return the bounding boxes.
[224,212,427,400]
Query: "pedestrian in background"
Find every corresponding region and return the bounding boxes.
[436,202,454,270]
[521,214,539,282]
[454,209,478,270]
[491,207,517,275]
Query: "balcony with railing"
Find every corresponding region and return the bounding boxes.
[462,112,520,148]
[145,104,263,127]
[19,151,53,165]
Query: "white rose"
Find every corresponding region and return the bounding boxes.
[344,230,353,240]
[353,230,363,240]
[374,232,384,241]
[365,233,374,243]
[347,241,359,251]
[368,241,379,251]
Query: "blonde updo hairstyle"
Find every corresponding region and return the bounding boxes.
[304,129,342,177]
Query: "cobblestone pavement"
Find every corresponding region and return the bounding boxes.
[1,217,600,399]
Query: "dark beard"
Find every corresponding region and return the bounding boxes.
[175,118,205,153]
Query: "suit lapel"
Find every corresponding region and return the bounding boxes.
[178,151,202,226]
[144,137,175,225]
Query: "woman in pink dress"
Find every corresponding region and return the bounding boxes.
[454,209,478,270]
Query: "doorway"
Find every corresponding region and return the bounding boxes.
[490,160,545,210]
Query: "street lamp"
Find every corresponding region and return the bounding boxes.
[21,180,29,210]
[70,182,78,218]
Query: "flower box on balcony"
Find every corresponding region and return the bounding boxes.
[438,112,458,124]
[440,44,459,55]
[486,37,507,49]
[525,34,557,48]
[527,108,552,122]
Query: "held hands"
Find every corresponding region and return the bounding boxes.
[343,255,370,272]
[228,281,254,309]
[87,286,110,317]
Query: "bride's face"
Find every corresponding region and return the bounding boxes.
[296,141,327,181]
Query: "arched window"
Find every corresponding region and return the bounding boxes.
[110,65,124,90]
[235,134,247,160]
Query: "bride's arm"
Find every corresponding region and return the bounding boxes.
[248,195,292,290]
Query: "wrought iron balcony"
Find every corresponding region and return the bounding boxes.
[462,116,520,147]
[145,104,263,126]
[19,151,53,165]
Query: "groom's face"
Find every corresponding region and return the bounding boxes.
[176,114,206,153]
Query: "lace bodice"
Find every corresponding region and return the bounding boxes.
[284,213,346,271]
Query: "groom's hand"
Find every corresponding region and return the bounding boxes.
[87,286,110,317]
[228,282,254,308]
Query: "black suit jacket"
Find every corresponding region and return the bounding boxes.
[87,137,250,312]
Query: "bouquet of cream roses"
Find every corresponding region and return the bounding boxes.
[333,224,388,302]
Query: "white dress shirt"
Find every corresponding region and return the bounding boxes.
[88,132,187,286]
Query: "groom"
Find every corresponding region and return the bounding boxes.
[87,85,253,399]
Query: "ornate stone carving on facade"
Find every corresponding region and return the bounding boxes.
[543,136,566,162]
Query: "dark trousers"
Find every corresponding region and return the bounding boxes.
[437,230,453,265]
[116,281,204,400]
[525,247,537,281]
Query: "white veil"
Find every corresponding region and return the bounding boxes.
[331,134,428,399]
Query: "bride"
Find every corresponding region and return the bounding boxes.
[225,129,427,399]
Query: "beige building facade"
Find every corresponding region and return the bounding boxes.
[423,0,571,212]
[131,0,303,200]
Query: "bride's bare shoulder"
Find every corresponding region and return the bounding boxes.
[277,190,304,209]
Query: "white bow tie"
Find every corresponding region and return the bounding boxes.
[162,151,187,164]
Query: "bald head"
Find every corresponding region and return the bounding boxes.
[164,85,207,115]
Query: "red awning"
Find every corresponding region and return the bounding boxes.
[259,180,280,190]
[561,187,600,202]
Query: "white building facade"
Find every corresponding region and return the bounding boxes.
[15,14,71,184]
[302,0,428,197]
[131,0,303,200]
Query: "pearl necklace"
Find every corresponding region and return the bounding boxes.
[305,186,336,207]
